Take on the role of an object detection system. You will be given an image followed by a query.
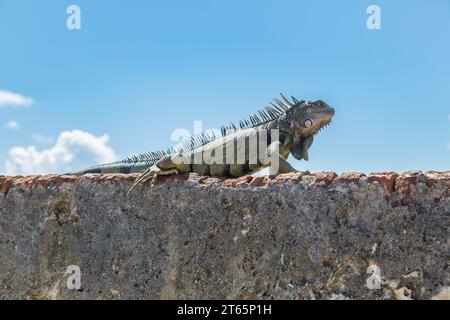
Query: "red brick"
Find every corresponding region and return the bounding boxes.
[310,172,337,187]
[249,176,271,187]
[34,175,56,188]
[96,173,140,183]
[56,175,82,185]
[396,171,423,203]
[368,172,399,193]
[425,171,450,188]
[13,176,40,191]
[0,176,19,195]
[223,175,252,187]
[272,172,308,184]
[152,173,190,185]
[336,172,366,184]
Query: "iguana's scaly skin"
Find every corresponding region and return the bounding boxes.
[70,94,335,191]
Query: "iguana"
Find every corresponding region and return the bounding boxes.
[70,94,335,191]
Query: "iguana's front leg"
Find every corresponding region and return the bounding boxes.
[269,155,297,175]
[266,141,297,175]
[277,156,297,173]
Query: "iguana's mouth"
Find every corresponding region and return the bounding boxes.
[315,107,335,133]
[317,119,332,134]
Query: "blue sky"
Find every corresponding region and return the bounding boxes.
[0,0,449,175]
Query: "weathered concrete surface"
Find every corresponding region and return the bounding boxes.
[0,171,448,300]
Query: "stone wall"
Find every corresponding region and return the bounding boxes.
[0,171,448,300]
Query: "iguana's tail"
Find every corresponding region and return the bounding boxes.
[67,162,152,175]
[67,150,170,175]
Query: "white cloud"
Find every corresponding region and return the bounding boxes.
[5,130,116,175]
[0,90,34,107]
[5,121,19,130]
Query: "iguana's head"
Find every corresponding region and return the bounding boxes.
[285,99,334,135]
[283,98,335,161]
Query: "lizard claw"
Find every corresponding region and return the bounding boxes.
[127,165,178,195]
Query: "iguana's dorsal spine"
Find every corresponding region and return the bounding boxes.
[173,93,301,154]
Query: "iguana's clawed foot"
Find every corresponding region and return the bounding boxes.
[128,165,178,195]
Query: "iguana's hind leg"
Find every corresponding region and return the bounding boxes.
[128,164,179,194]
[128,154,189,194]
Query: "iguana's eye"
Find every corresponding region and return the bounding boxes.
[316,100,326,109]
[304,119,313,128]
